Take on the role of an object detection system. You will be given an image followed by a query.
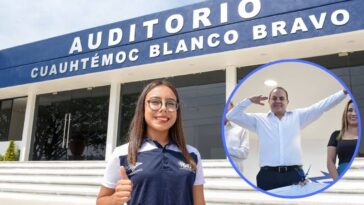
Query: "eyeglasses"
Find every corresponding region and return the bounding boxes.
[146,99,179,112]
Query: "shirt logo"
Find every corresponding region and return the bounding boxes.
[178,161,193,172]
[127,162,143,176]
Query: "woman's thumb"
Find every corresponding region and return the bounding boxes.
[119,166,129,179]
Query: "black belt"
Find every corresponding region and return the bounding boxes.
[261,165,302,173]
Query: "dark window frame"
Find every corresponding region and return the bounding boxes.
[0,96,27,142]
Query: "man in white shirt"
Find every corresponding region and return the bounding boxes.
[226,87,347,190]
[225,102,249,173]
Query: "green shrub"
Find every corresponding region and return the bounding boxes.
[0,154,3,161]
[3,140,19,161]
[16,149,20,161]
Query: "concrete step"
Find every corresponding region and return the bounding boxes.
[0,161,106,168]
[327,180,364,194]
[204,167,240,178]
[0,192,95,205]
[0,175,102,186]
[204,178,252,191]
[340,169,364,180]
[205,181,364,195]
[0,182,98,196]
[202,159,232,167]
[205,190,364,205]
[0,168,104,176]
[349,158,364,167]
[0,158,364,205]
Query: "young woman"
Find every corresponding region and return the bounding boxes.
[327,100,358,180]
[96,80,205,205]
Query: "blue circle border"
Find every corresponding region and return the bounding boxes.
[221,58,362,199]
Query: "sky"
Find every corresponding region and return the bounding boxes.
[0,0,204,50]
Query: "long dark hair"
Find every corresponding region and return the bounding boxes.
[127,79,196,171]
[337,100,354,140]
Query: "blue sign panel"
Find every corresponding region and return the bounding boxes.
[0,0,362,88]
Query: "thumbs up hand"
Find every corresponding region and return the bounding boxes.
[112,166,133,204]
[119,166,129,180]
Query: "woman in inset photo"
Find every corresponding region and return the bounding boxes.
[327,100,358,179]
[96,79,205,205]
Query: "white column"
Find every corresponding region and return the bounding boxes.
[20,93,36,161]
[225,66,237,102]
[105,82,121,161]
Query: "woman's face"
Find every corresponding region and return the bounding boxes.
[144,85,178,135]
[347,102,358,126]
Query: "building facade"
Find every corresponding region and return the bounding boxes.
[0,0,363,163]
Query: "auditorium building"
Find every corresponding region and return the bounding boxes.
[0,0,363,166]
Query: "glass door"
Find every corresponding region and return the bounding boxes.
[31,92,70,160]
[31,86,109,160]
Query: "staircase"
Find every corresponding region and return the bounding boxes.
[204,159,364,205]
[0,159,363,205]
[0,161,101,205]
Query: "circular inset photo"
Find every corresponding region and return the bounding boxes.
[223,59,361,198]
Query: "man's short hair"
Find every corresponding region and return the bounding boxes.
[269,87,289,100]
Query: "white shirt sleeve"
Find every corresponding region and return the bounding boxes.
[194,150,205,185]
[226,98,257,132]
[226,124,249,159]
[297,90,347,129]
[239,129,249,159]
[101,145,128,189]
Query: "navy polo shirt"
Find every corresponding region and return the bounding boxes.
[102,138,205,205]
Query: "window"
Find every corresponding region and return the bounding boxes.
[0,97,27,142]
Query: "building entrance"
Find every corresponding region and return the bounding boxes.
[30,86,109,160]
